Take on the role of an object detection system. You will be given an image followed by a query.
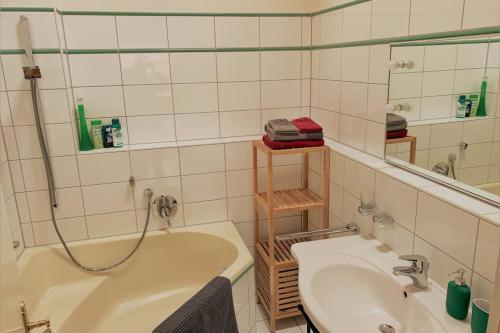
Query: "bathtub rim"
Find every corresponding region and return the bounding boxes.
[17,221,254,285]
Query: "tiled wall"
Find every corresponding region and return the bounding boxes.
[306,140,500,304]
[309,0,500,158]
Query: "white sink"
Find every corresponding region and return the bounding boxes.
[291,235,470,333]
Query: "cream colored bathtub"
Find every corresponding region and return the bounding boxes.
[17,221,253,333]
[477,182,500,196]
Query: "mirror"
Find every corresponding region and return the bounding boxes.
[385,35,500,205]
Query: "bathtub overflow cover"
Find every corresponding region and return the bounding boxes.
[378,324,395,333]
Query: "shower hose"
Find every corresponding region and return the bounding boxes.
[30,79,153,272]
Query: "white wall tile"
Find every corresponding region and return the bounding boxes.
[184,199,228,225]
[0,163,13,198]
[423,45,457,71]
[167,16,215,48]
[72,86,125,118]
[15,126,41,159]
[460,142,492,168]
[341,46,370,82]
[367,84,388,123]
[130,148,179,179]
[3,55,66,90]
[218,81,260,111]
[21,159,46,191]
[52,156,80,188]
[10,90,69,126]
[261,80,301,109]
[474,220,500,282]
[127,115,176,144]
[463,118,494,144]
[319,49,342,80]
[373,221,414,255]
[365,121,385,157]
[340,82,368,118]
[261,51,301,80]
[120,53,171,85]
[170,52,216,83]
[224,141,254,171]
[389,73,422,99]
[462,0,500,29]
[64,15,117,49]
[227,195,253,223]
[421,71,455,97]
[175,112,219,140]
[342,2,372,42]
[391,46,425,73]
[0,92,12,126]
[116,16,168,48]
[320,10,342,45]
[429,122,463,148]
[46,123,75,156]
[215,17,259,48]
[32,217,87,246]
[339,114,367,151]
[27,187,84,221]
[409,0,464,35]
[227,169,253,197]
[181,172,226,202]
[415,192,478,267]
[456,43,488,69]
[260,17,301,47]
[343,157,375,199]
[220,110,261,137]
[78,152,131,186]
[371,0,410,39]
[454,69,484,94]
[123,84,173,116]
[69,54,122,87]
[86,210,137,238]
[2,127,19,160]
[172,83,218,114]
[0,12,59,49]
[318,80,340,111]
[369,44,390,84]
[179,144,225,175]
[9,161,24,192]
[82,182,134,215]
[216,52,260,82]
[420,96,453,120]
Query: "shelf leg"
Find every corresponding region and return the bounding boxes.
[322,149,330,237]
[302,152,309,232]
[266,152,277,332]
[253,143,261,305]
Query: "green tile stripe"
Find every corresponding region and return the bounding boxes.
[393,37,500,47]
[62,46,310,54]
[0,48,60,55]
[312,26,500,50]
[0,7,54,12]
[311,0,371,16]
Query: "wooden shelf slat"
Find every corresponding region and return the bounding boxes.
[256,188,325,213]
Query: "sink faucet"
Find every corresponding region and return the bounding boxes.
[393,255,429,289]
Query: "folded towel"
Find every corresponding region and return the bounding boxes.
[263,135,324,150]
[265,125,323,141]
[387,122,408,132]
[266,119,299,134]
[153,276,238,333]
[386,129,408,139]
[292,117,323,133]
[386,113,406,126]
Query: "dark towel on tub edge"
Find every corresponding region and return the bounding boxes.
[153,276,239,333]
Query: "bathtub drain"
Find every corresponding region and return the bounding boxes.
[378,324,395,333]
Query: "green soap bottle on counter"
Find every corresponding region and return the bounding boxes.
[446,269,470,320]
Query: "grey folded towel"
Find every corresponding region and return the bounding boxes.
[267,119,299,134]
[153,276,238,333]
[386,113,407,131]
[265,125,323,141]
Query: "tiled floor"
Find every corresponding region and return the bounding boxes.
[255,303,307,333]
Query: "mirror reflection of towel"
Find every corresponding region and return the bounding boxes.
[386,113,407,131]
[153,276,238,333]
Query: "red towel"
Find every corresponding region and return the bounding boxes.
[292,117,322,133]
[263,135,324,150]
[386,129,408,139]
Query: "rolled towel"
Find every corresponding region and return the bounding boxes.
[263,135,324,150]
[386,129,408,139]
[265,125,323,141]
[266,119,298,134]
[292,117,322,133]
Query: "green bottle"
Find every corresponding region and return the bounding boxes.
[76,97,94,151]
[446,269,471,320]
[476,75,487,117]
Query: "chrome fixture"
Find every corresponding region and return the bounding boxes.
[386,103,412,113]
[275,223,359,241]
[20,301,51,333]
[372,212,395,226]
[388,59,414,70]
[432,153,457,180]
[13,240,20,249]
[379,324,395,333]
[448,153,457,179]
[21,15,155,272]
[153,194,178,227]
[459,142,469,151]
[393,254,429,289]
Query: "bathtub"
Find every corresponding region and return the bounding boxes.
[17,221,254,333]
[477,182,500,196]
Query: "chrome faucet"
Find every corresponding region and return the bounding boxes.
[393,255,429,289]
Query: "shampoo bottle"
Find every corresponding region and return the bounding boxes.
[111,118,123,148]
[476,75,487,117]
[446,269,471,320]
[456,95,467,118]
[76,97,94,151]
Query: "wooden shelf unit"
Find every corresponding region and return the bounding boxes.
[385,135,417,164]
[253,140,330,332]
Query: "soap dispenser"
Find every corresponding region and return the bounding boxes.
[446,269,471,320]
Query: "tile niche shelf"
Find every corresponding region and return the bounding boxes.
[252,140,330,332]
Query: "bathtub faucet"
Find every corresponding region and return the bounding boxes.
[20,301,51,333]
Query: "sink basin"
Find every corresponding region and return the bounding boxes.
[291,235,469,333]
